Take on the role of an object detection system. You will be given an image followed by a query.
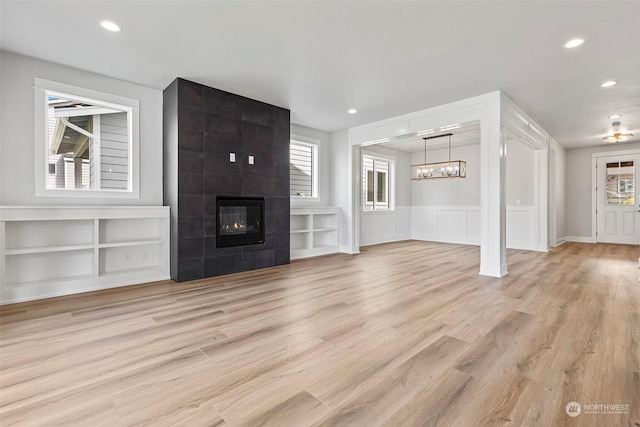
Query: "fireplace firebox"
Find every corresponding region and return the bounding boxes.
[216,197,265,248]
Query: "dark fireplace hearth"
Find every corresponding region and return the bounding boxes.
[216,196,265,248]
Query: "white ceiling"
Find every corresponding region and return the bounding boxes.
[379,122,481,154]
[1,1,639,150]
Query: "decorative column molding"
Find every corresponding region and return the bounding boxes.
[479,115,508,277]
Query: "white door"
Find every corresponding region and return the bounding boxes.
[596,154,640,244]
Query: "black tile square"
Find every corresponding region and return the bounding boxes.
[242,121,274,143]
[178,128,203,152]
[177,258,203,282]
[272,197,290,215]
[242,250,274,271]
[178,237,203,261]
[178,82,203,109]
[178,171,203,194]
[204,255,243,277]
[275,231,290,250]
[275,127,290,147]
[203,89,242,119]
[204,195,217,217]
[274,177,290,197]
[178,106,203,132]
[203,175,243,195]
[178,149,203,173]
[274,248,290,266]
[242,173,274,197]
[272,214,290,234]
[178,216,203,239]
[242,101,274,127]
[178,194,203,217]
[203,113,242,141]
[275,108,290,130]
[204,216,217,236]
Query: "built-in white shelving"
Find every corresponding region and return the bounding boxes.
[0,206,170,304]
[290,207,340,259]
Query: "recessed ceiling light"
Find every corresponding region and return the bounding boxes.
[348,109,357,114]
[608,114,622,119]
[562,38,585,49]
[601,80,617,88]
[99,20,122,32]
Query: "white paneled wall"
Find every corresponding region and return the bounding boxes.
[361,205,535,250]
[505,206,535,250]
[411,206,480,245]
[360,206,411,246]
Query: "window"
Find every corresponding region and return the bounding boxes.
[606,160,635,205]
[362,154,391,210]
[34,78,140,198]
[290,139,318,197]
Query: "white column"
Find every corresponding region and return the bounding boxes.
[479,117,508,277]
[533,148,549,251]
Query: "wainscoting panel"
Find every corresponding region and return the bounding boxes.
[410,205,535,249]
[360,206,411,246]
[412,206,480,245]
[505,206,535,250]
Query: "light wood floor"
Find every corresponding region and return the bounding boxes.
[1,241,639,426]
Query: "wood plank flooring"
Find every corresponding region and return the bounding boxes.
[1,241,639,426]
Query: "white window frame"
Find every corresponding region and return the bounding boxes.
[34,78,140,198]
[290,135,319,199]
[362,152,394,211]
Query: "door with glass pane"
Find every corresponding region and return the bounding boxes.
[596,155,640,244]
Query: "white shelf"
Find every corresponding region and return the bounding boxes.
[0,206,170,304]
[290,207,340,259]
[5,244,96,255]
[98,239,164,248]
[290,229,312,234]
[100,265,164,277]
[4,274,96,289]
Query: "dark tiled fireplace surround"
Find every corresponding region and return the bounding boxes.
[163,78,290,282]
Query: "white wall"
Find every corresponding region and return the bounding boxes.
[290,123,332,207]
[411,144,481,207]
[0,51,163,206]
[506,137,534,206]
[566,141,640,240]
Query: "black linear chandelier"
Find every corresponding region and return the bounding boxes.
[411,133,466,180]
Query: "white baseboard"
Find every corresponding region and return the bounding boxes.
[555,236,568,246]
[567,236,594,243]
[411,234,480,246]
[360,233,411,247]
[506,239,534,251]
[339,245,359,255]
